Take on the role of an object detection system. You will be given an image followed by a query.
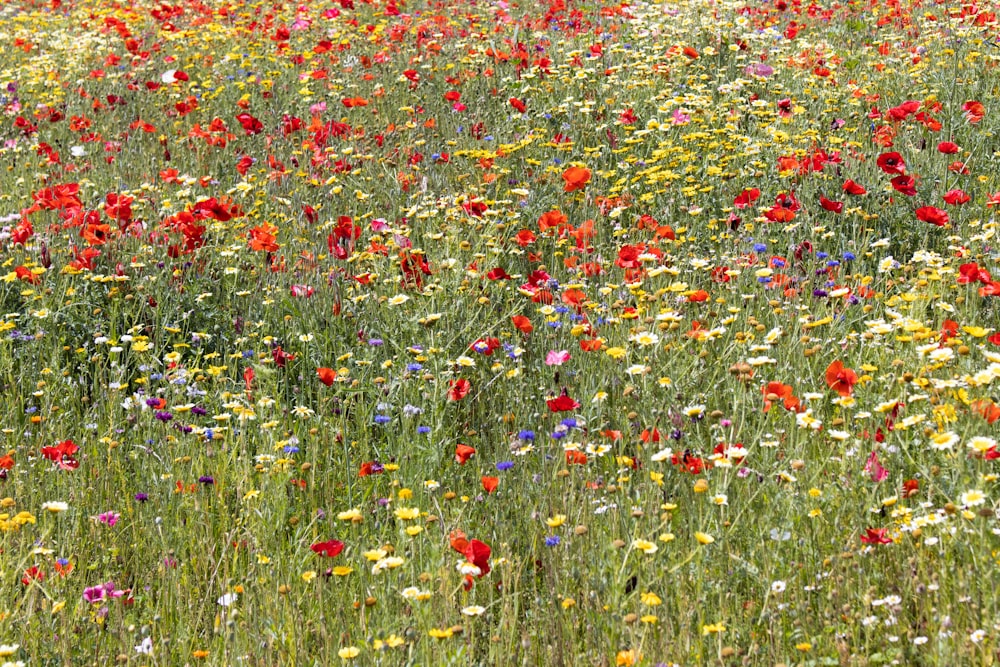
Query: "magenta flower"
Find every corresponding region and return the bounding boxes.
[545,350,570,366]
[97,511,120,527]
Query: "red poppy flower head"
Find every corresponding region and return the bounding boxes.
[876,151,906,175]
[310,540,344,558]
[561,166,591,192]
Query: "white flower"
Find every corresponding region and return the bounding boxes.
[400,587,430,601]
[960,490,986,507]
[651,448,673,462]
[457,561,482,577]
[929,431,959,451]
[629,331,660,347]
[217,593,238,607]
[135,637,153,655]
[292,405,315,419]
[967,436,997,453]
[461,605,487,616]
[388,294,410,306]
[770,581,786,594]
[42,501,69,513]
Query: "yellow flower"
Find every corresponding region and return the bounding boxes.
[301,570,317,582]
[605,347,627,360]
[615,649,640,666]
[428,627,453,639]
[701,622,726,635]
[394,506,420,520]
[337,508,363,522]
[633,539,658,554]
[640,592,662,606]
[332,566,354,576]
[561,598,576,609]
[338,646,360,659]
[695,532,715,545]
[545,514,566,528]
[796,642,812,652]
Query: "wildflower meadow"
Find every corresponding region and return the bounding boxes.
[2,0,1000,663]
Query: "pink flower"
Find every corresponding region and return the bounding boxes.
[864,451,888,483]
[98,511,120,527]
[545,350,570,366]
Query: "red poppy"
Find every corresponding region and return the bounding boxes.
[972,399,1000,424]
[902,479,919,498]
[942,189,970,205]
[763,192,799,223]
[537,209,569,233]
[733,187,760,209]
[271,346,294,368]
[310,540,344,557]
[317,367,337,386]
[455,444,476,465]
[358,461,383,477]
[464,539,491,575]
[937,141,960,154]
[487,266,512,281]
[448,378,471,401]
[547,392,580,412]
[509,97,526,113]
[963,100,985,124]
[825,360,858,397]
[562,166,591,192]
[890,175,916,196]
[819,196,843,213]
[235,112,263,135]
[248,222,279,252]
[481,476,499,493]
[566,450,588,465]
[579,338,603,352]
[511,315,533,334]
[513,229,536,246]
[876,152,906,174]
[687,290,709,303]
[843,179,867,195]
[915,206,949,227]
[22,565,45,586]
[860,528,892,545]
[762,381,800,413]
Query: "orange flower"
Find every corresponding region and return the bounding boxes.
[455,444,476,464]
[248,222,279,252]
[562,166,591,192]
[316,367,337,386]
[481,476,499,493]
[511,315,533,334]
[825,360,857,397]
[538,209,568,232]
[762,381,799,413]
[687,290,709,303]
